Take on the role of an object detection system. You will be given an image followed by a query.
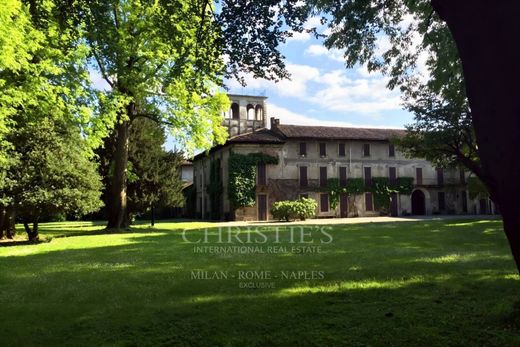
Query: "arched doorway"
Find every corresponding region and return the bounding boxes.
[411,190,426,215]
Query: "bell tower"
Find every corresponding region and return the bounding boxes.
[223,94,267,137]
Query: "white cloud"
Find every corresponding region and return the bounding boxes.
[226,62,403,117]
[268,103,403,129]
[286,16,324,42]
[304,44,344,62]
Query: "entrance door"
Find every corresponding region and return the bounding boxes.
[257,194,267,221]
[340,193,348,217]
[390,193,398,217]
[411,190,426,215]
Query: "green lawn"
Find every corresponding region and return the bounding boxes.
[1,219,519,346]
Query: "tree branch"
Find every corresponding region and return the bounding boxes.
[91,48,114,88]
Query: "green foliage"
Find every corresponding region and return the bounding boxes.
[468,176,488,200]
[319,177,413,212]
[271,198,317,221]
[391,177,414,195]
[311,1,484,183]
[3,117,103,223]
[292,198,318,221]
[228,152,278,208]
[345,178,365,195]
[126,118,185,216]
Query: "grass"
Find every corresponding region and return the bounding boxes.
[0,219,519,346]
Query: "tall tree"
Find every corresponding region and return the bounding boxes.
[5,116,103,241]
[312,0,520,272]
[0,0,103,238]
[126,117,185,224]
[75,0,229,229]
[74,0,311,230]
[395,85,484,182]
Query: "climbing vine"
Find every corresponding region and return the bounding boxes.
[228,152,278,208]
[320,176,414,211]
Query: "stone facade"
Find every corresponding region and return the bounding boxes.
[192,95,495,221]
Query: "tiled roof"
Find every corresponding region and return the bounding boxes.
[274,124,406,141]
[227,128,285,144]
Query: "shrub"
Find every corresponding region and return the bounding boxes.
[270,198,317,221]
[271,201,293,221]
[293,198,317,220]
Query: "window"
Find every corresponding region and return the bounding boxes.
[246,104,255,119]
[231,103,239,119]
[300,193,309,199]
[438,192,446,211]
[389,143,395,157]
[363,143,370,157]
[365,192,373,211]
[339,166,348,187]
[257,163,266,186]
[389,167,397,184]
[255,105,264,121]
[299,166,308,187]
[319,166,327,187]
[320,193,329,212]
[416,168,423,185]
[364,167,372,187]
[460,169,466,184]
[299,142,307,156]
[436,168,444,185]
[338,143,346,157]
[319,143,327,157]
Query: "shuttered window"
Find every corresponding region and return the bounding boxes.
[339,166,347,187]
[257,163,266,186]
[416,168,423,185]
[338,143,346,157]
[389,167,397,184]
[299,166,308,187]
[299,142,307,156]
[365,193,373,211]
[363,143,370,156]
[364,167,372,187]
[319,143,327,157]
[437,168,444,185]
[320,167,327,187]
[320,193,329,212]
[389,143,395,157]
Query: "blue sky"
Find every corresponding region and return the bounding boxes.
[224,16,417,130]
[90,15,422,151]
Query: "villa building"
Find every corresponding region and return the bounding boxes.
[192,94,495,221]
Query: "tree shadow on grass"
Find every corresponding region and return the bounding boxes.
[0,219,518,346]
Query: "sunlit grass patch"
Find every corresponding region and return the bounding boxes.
[0,218,518,346]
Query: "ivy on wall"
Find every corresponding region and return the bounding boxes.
[320,176,414,211]
[228,152,278,208]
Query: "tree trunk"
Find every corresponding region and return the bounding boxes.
[0,207,5,239]
[431,0,520,271]
[23,218,39,241]
[106,103,135,230]
[0,206,16,239]
[151,203,155,227]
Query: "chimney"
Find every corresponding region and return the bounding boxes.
[270,117,280,129]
